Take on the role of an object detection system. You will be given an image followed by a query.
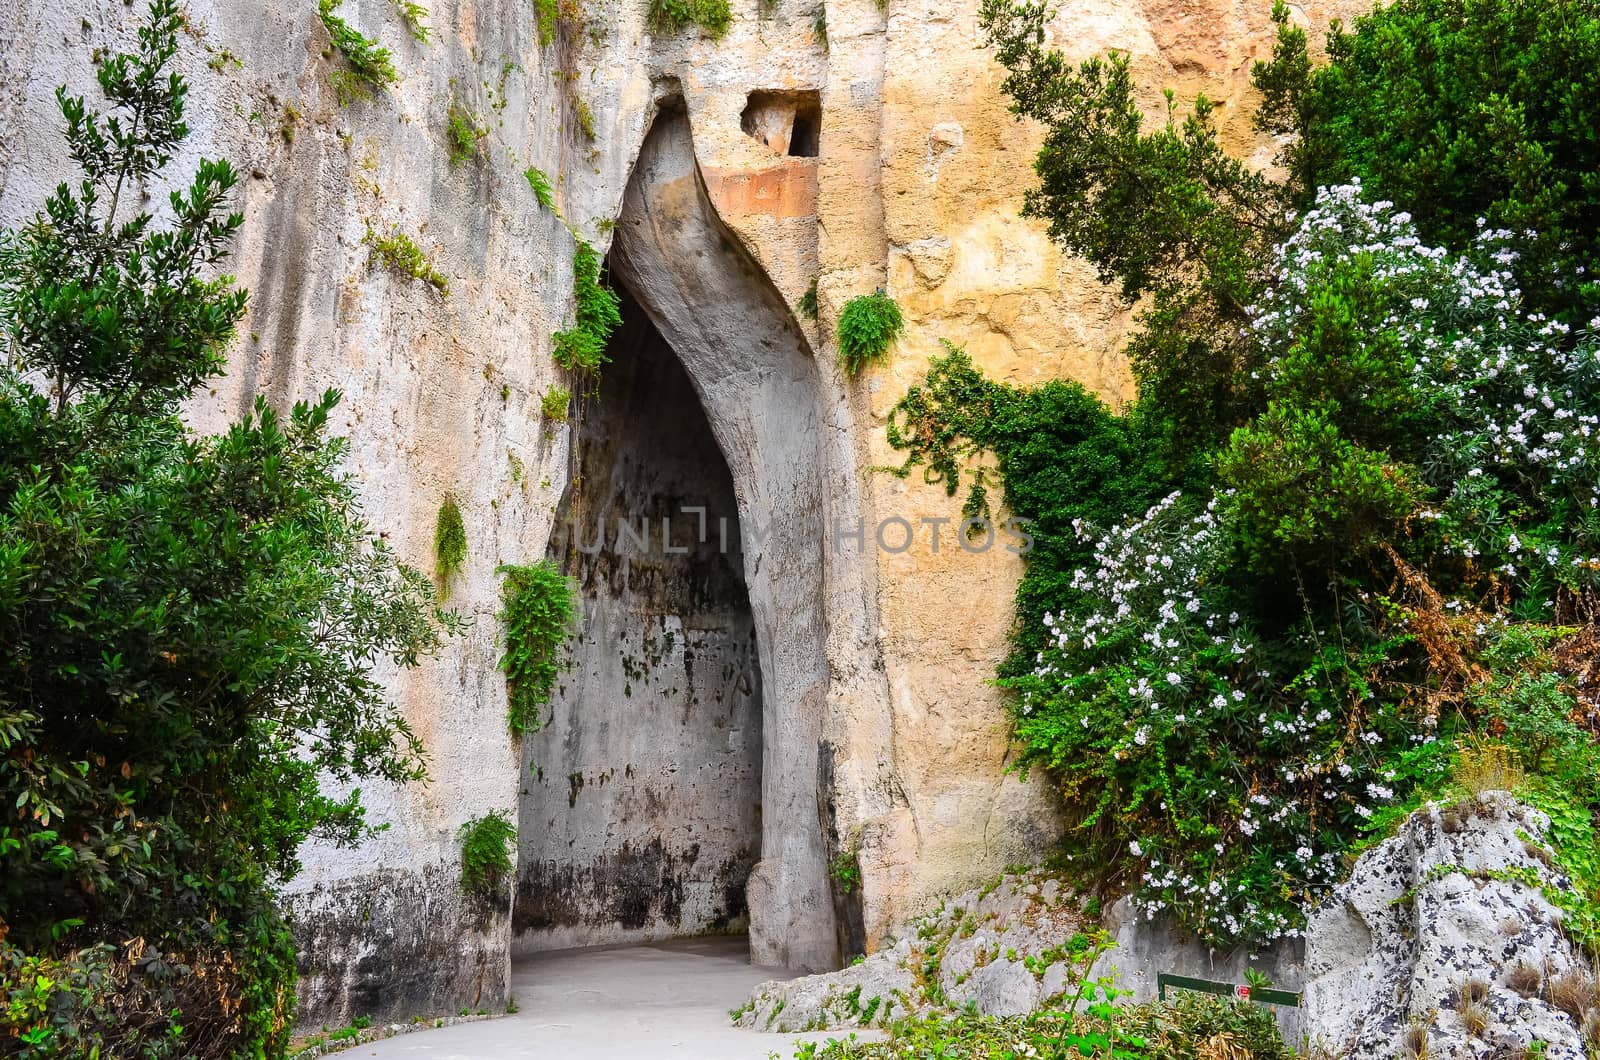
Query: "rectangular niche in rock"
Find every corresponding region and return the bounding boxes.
[740,89,821,158]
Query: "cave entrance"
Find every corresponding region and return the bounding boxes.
[513,101,838,973]
[513,282,764,952]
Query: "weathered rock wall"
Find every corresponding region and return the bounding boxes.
[0,0,1369,1029]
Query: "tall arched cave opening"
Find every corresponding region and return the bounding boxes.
[513,283,764,950]
[512,102,839,972]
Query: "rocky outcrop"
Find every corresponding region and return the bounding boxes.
[734,870,1086,1033]
[1303,792,1589,1059]
[742,796,1595,1055]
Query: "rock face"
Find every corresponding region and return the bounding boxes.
[0,0,1369,1029]
[1302,792,1588,1059]
[734,870,1086,1033]
[740,796,1595,1056]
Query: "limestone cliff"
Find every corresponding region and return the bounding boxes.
[0,0,1365,1027]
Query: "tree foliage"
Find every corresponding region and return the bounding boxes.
[0,5,452,1054]
[979,0,1291,446]
[1254,0,1600,321]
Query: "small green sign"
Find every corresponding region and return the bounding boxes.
[1156,972,1301,1008]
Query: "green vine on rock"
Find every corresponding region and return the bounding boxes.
[445,101,488,165]
[434,493,467,596]
[647,0,733,38]
[318,0,398,104]
[457,810,516,896]
[836,291,904,375]
[552,240,622,375]
[497,561,579,736]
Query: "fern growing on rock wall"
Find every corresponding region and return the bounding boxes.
[837,290,904,375]
[391,0,430,42]
[318,0,398,104]
[552,240,622,374]
[497,561,578,735]
[534,0,560,45]
[445,101,488,165]
[434,493,467,595]
[457,811,516,896]
[541,385,571,422]
[364,225,449,294]
[798,277,820,321]
[524,165,556,210]
[648,0,733,38]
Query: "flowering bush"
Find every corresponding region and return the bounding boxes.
[1008,491,1429,943]
[1004,187,1600,946]
[1230,183,1600,588]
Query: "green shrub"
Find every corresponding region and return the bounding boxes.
[364,225,450,294]
[792,993,1293,1059]
[446,101,489,165]
[392,0,430,42]
[525,165,556,209]
[885,342,1181,666]
[0,5,451,1054]
[497,561,579,735]
[434,493,467,594]
[836,291,904,375]
[647,0,733,38]
[541,384,571,422]
[318,0,399,103]
[552,240,622,374]
[458,811,516,896]
[1254,0,1600,322]
[798,277,819,321]
[534,0,559,45]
